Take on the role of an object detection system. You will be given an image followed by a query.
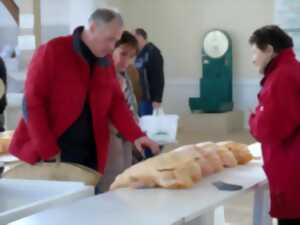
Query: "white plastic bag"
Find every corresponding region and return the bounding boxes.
[139,108,179,145]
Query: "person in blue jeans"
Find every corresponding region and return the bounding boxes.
[134,28,165,116]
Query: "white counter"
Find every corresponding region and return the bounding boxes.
[8,143,270,225]
[0,179,94,224]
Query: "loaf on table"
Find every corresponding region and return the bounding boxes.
[110,141,254,190]
[173,145,211,176]
[217,141,253,165]
[194,142,224,174]
[215,144,238,168]
[110,145,202,190]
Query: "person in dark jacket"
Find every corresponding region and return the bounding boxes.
[9,9,160,175]
[0,57,7,131]
[249,25,300,225]
[134,28,164,116]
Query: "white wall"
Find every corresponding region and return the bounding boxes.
[0,0,274,128]
[0,0,98,47]
[0,0,275,68]
[40,0,104,42]
[274,0,300,29]
[162,77,261,128]
[69,0,95,32]
[40,0,70,43]
[0,3,17,26]
[109,0,273,124]
[40,0,96,42]
[118,0,274,80]
[94,0,124,11]
[0,0,70,48]
[0,2,18,51]
[41,0,70,26]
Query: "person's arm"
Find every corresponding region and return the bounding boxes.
[23,44,60,161]
[110,77,160,154]
[110,76,145,141]
[147,48,164,107]
[249,71,300,144]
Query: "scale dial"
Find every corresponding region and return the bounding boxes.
[203,30,229,58]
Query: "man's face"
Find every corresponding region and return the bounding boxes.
[134,33,145,50]
[113,44,137,72]
[89,20,123,57]
[251,44,274,74]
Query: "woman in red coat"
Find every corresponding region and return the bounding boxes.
[249,25,300,224]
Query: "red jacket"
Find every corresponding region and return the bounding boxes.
[9,35,144,173]
[249,49,300,218]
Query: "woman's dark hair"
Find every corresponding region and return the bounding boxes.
[249,25,293,52]
[135,28,148,40]
[115,31,139,53]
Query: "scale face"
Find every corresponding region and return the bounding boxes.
[203,30,229,58]
[189,29,233,113]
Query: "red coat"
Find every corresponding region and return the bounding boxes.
[9,35,144,173]
[249,48,300,218]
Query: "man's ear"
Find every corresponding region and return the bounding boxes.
[89,21,97,33]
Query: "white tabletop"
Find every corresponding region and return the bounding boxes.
[0,154,19,164]
[0,179,94,224]
[248,142,262,159]
[9,143,265,225]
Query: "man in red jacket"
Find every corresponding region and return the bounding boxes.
[9,8,159,174]
[249,25,300,224]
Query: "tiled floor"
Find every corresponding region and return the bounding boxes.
[224,190,277,225]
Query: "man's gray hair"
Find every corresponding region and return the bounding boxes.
[88,8,123,27]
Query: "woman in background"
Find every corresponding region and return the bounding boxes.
[99,31,141,191]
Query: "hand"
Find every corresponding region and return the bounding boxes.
[134,136,160,155]
[152,102,161,109]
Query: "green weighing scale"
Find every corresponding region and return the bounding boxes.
[189,30,233,113]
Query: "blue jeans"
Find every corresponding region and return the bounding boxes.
[95,183,103,194]
[138,100,153,116]
[138,99,164,160]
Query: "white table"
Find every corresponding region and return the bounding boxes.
[0,154,19,166]
[8,143,271,225]
[0,179,94,224]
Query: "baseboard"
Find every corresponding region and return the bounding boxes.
[163,77,261,129]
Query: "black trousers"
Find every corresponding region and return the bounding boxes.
[278,219,300,225]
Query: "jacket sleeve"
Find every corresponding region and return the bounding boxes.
[147,48,164,103]
[249,72,300,144]
[0,57,7,113]
[110,74,145,142]
[23,44,60,160]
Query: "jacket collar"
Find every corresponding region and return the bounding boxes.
[72,26,112,68]
[261,48,296,86]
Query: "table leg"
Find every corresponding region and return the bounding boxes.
[253,184,272,225]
